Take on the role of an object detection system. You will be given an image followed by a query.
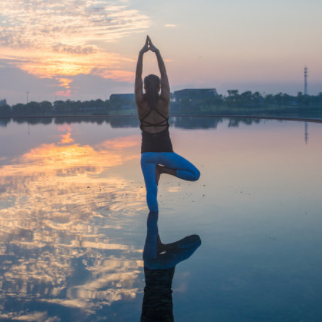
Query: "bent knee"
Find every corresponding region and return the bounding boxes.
[192,168,200,181]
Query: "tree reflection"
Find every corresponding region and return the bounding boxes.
[228,117,262,127]
[2,116,267,129]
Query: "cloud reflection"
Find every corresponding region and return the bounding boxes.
[0,133,145,319]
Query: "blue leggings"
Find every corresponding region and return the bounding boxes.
[141,152,200,213]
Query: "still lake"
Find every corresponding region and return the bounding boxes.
[0,117,322,322]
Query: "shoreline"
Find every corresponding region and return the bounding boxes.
[0,114,321,124]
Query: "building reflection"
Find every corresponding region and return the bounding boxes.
[141,212,201,322]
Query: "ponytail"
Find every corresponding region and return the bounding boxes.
[144,74,160,110]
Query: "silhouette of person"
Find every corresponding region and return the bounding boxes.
[141,211,201,322]
[135,36,200,214]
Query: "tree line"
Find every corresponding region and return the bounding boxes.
[0,99,113,116]
[1,91,322,116]
[171,91,322,111]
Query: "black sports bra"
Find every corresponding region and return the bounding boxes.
[139,100,169,131]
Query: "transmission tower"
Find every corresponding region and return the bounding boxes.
[304,67,308,95]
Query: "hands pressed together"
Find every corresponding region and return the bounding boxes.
[140,35,159,54]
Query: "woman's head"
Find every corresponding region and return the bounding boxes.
[144,74,160,109]
[144,74,160,92]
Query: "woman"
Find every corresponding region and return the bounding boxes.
[135,36,200,214]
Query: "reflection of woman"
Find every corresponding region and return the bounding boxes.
[135,36,200,213]
[141,211,201,322]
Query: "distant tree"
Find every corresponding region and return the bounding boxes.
[252,92,263,104]
[0,104,11,115]
[226,90,239,107]
[274,93,284,107]
[25,101,40,114]
[227,90,239,97]
[40,101,52,114]
[54,100,66,112]
[264,94,274,105]
[240,91,253,106]
[12,103,25,115]
[104,100,112,111]
[296,92,307,106]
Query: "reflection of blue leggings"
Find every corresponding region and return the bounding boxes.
[141,152,200,213]
[143,212,201,270]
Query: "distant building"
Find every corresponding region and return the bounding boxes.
[174,89,218,101]
[0,99,7,106]
[110,94,135,109]
[110,94,135,104]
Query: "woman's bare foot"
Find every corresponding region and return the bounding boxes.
[155,165,177,185]
[155,164,163,186]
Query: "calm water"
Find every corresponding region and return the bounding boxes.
[0,117,321,322]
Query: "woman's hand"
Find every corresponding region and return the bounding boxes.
[140,36,150,54]
[147,36,159,53]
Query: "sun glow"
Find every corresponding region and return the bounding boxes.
[0,0,150,90]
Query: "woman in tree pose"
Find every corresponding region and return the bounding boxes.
[135,36,200,214]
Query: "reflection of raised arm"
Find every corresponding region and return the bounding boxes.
[135,36,149,105]
[148,36,170,103]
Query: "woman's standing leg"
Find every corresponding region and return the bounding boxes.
[141,153,159,213]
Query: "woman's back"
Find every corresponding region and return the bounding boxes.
[138,95,169,133]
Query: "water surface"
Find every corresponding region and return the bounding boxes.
[0,117,321,321]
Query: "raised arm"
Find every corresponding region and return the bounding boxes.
[135,36,149,105]
[148,36,170,103]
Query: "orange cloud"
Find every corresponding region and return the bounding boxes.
[56,90,71,97]
[0,0,150,81]
[92,69,135,82]
[56,78,72,89]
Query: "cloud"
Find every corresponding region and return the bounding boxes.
[56,78,72,89]
[55,89,71,97]
[0,0,150,49]
[52,44,98,55]
[92,68,135,82]
[165,24,177,28]
[0,0,151,86]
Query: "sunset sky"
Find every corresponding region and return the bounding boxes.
[0,0,321,104]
